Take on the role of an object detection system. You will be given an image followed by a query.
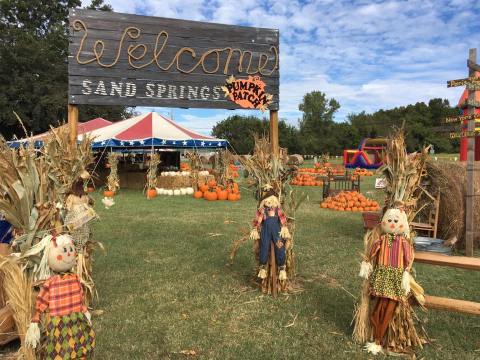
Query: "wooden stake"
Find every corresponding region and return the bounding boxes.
[68,104,79,147]
[269,110,279,156]
[465,48,476,257]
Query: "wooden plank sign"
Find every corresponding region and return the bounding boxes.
[447,77,480,87]
[444,114,480,123]
[68,9,279,110]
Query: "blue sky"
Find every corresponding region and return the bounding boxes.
[99,0,480,135]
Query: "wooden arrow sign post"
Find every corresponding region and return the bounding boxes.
[465,49,477,257]
[447,48,479,257]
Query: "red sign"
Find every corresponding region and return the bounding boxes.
[222,75,273,111]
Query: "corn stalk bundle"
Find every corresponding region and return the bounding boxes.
[379,129,430,219]
[106,152,120,193]
[217,150,234,187]
[146,153,161,189]
[0,139,57,252]
[353,128,429,351]
[233,135,304,294]
[42,125,94,204]
[0,256,35,360]
[240,134,293,201]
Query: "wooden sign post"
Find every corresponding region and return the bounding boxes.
[446,48,478,256]
[465,49,476,257]
[68,104,78,147]
[269,110,279,155]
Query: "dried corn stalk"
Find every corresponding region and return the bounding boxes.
[0,139,57,251]
[0,256,35,360]
[106,152,120,193]
[146,153,160,190]
[42,125,94,203]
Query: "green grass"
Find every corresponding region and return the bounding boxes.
[90,176,480,359]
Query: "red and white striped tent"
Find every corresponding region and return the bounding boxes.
[9,118,112,148]
[88,112,228,149]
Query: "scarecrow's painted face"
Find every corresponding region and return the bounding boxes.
[261,195,280,208]
[48,235,77,273]
[381,208,409,235]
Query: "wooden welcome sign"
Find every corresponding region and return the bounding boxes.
[68,9,279,110]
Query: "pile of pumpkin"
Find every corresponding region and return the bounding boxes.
[193,179,241,201]
[353,168,374,177]
[320,191,380,212]
[299,166,344,176]
[290,173,323,186]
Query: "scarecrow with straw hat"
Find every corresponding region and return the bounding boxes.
[250,184,291,281]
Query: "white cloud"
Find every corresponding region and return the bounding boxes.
[99,0,479,130]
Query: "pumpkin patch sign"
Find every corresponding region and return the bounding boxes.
[221,75,273,111]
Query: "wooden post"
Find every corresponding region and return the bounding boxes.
[465,49,476,257]
[270,110,279,156]
[68,104,79,147]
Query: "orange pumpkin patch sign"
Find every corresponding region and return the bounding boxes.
[222,75,273,111]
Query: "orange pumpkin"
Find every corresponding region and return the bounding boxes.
[218,190,228,200]
[205,191,218,201]
[104,190,115,197]
[228,193,238,201]
[208,179,217,188]
[199,184,209,193]
[194,191,203,199]
[87,186,94,193]
[147,189,157,199]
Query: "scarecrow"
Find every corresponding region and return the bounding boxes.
[25,233,95,359]
[250,186,291,281]
[64,179,96,253]
[359,205,414,354]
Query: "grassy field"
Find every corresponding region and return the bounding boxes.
[89,174,479,359]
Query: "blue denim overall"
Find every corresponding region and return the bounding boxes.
[259,207,285,266]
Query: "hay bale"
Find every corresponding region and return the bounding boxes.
[288,154,304,166]
[423,160,480,248]
[156,175,192,189]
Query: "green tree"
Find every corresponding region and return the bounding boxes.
[0,0,131,140]
[298,91,341,154]
[211,115,301,154]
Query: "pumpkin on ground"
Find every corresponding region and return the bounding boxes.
[147,188,157,199]
[104,190,115,197]
[218,190,228,200]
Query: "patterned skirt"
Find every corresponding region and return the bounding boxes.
[42,312,95,360]
[370,265,404,301]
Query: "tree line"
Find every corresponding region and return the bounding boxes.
[212,91,461,155]
[0,0,131,140]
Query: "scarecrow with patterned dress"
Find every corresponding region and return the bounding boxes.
[359,206,415,354]
[25,234,95,359]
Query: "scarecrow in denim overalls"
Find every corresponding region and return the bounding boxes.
[250,186,291,281]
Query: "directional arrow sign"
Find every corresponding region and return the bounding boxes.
[447,77,480,87]
[444,114,480,123]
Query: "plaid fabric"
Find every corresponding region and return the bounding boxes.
[252,207,287,228]
[43,312,95,360]
[33,274,87,323]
